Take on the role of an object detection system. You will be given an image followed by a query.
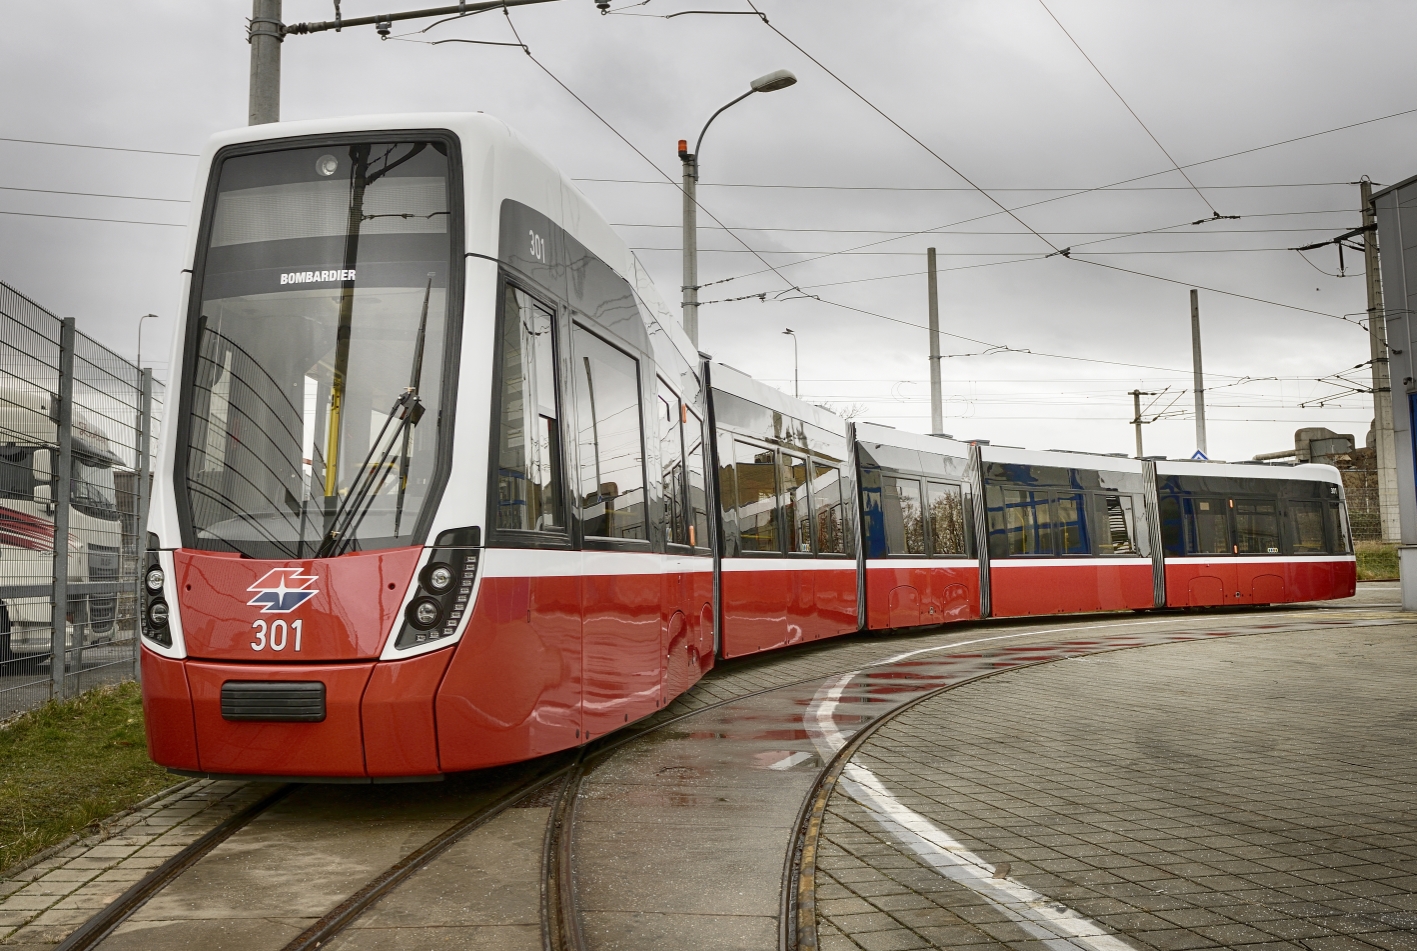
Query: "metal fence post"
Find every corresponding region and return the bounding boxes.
[50,317,75,700]
[134,368,153,682]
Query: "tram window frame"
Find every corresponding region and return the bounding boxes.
[682,405,712,553]
[1331,501,1351,554]
[881,474,927,556]
[656,379,690,551]
[731,438,783,556]
[1234,498,1281,555]
[781,452,813,555]
[1055,491,1090,556]
[1184,496,1232,555]
[570,323,650,548]
[925,480,970,557]
[1288,499,1327,554]
[810,460,850,557]
[985,484,1056,558]
[1094,493,1142,556]
[488,281,570,549]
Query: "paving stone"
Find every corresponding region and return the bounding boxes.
[813,623,1417,951]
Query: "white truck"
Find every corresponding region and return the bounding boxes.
[0,382,126,667]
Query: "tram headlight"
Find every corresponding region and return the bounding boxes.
[423,563,454,594]
[147,599,170,630]
[407,597,442,630]
[144,567,165,593]
[315,154,339,177]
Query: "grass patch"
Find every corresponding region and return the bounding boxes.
[1357,540,1399,582]
[0,681,172,874]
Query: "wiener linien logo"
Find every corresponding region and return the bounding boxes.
[247,568,318,613]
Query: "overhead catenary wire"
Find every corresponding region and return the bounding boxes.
[690,93,1417,288]
[739,0,1062,255]
[0,209,184,227]
[0,136,198,157]
[1036,0,1218,218]
[0,185,188,203]
[577,178,1364,192]
[472,5,815,303]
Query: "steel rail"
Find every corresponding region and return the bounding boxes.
[542,757,588,951]
[53,784,294,951]
[278,757,575,951]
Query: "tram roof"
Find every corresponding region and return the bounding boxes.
[193,112,697,372]
[709,362,847,436]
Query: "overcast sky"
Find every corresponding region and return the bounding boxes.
[3,0,1416,461]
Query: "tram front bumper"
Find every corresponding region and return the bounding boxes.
[142,647,452,779]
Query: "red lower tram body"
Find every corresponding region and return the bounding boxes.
[143,544,1354,779]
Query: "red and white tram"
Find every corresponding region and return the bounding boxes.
[140,114,1355,780]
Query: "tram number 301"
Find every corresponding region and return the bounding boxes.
[251,619,303,652]
[529,229,546,261]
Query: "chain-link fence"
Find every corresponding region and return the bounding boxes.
[0,281,163,720]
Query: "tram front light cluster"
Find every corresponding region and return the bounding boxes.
[396,527,480,650]
[140,533,172,648]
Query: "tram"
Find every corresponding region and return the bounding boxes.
[140,114,1355,780]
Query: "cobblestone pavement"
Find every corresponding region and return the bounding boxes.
[816,623,1417,951]
[0,780,273,948]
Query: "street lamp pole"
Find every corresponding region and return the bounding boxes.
[783,328,798,398]
[678,68,798,348]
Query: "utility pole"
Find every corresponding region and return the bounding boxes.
[1361,178,1399,542]
[927,247,944,435]
[679,140,699,347]
[249,0,282,125]
[1129,389,1156,459]
[248,0,568,128]
[1190,289,1207,457]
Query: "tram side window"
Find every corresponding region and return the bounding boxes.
[1159,496,1184,555]
[572,326,646,541]
[734,440,780,553]
[926,481,967,556]
[1234,499,1279,554]
[812,462,848,555]
[656,383,688,547]
[987,487,1052,557]
[494,287,563,534]
[1331,502,1351,554]
[1184,498,1230,554]
[1097,494,1139,555]
[881,476,926,555]
[716,430,740,554]
[683,408,711,549]
[1056,492,1089,555]
[1289,500,1326,553]
[781,454,812,553]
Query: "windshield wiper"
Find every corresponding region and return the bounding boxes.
[316,275,433,558]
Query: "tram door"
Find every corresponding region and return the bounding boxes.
[570,324,663,739]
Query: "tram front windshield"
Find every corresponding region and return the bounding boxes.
[179,140,454,558]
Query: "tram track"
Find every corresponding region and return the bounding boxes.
[53,784,295,951]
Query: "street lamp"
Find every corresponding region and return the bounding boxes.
[678,68,798,348]
[136,313,158,370]
[782,328,799,399]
